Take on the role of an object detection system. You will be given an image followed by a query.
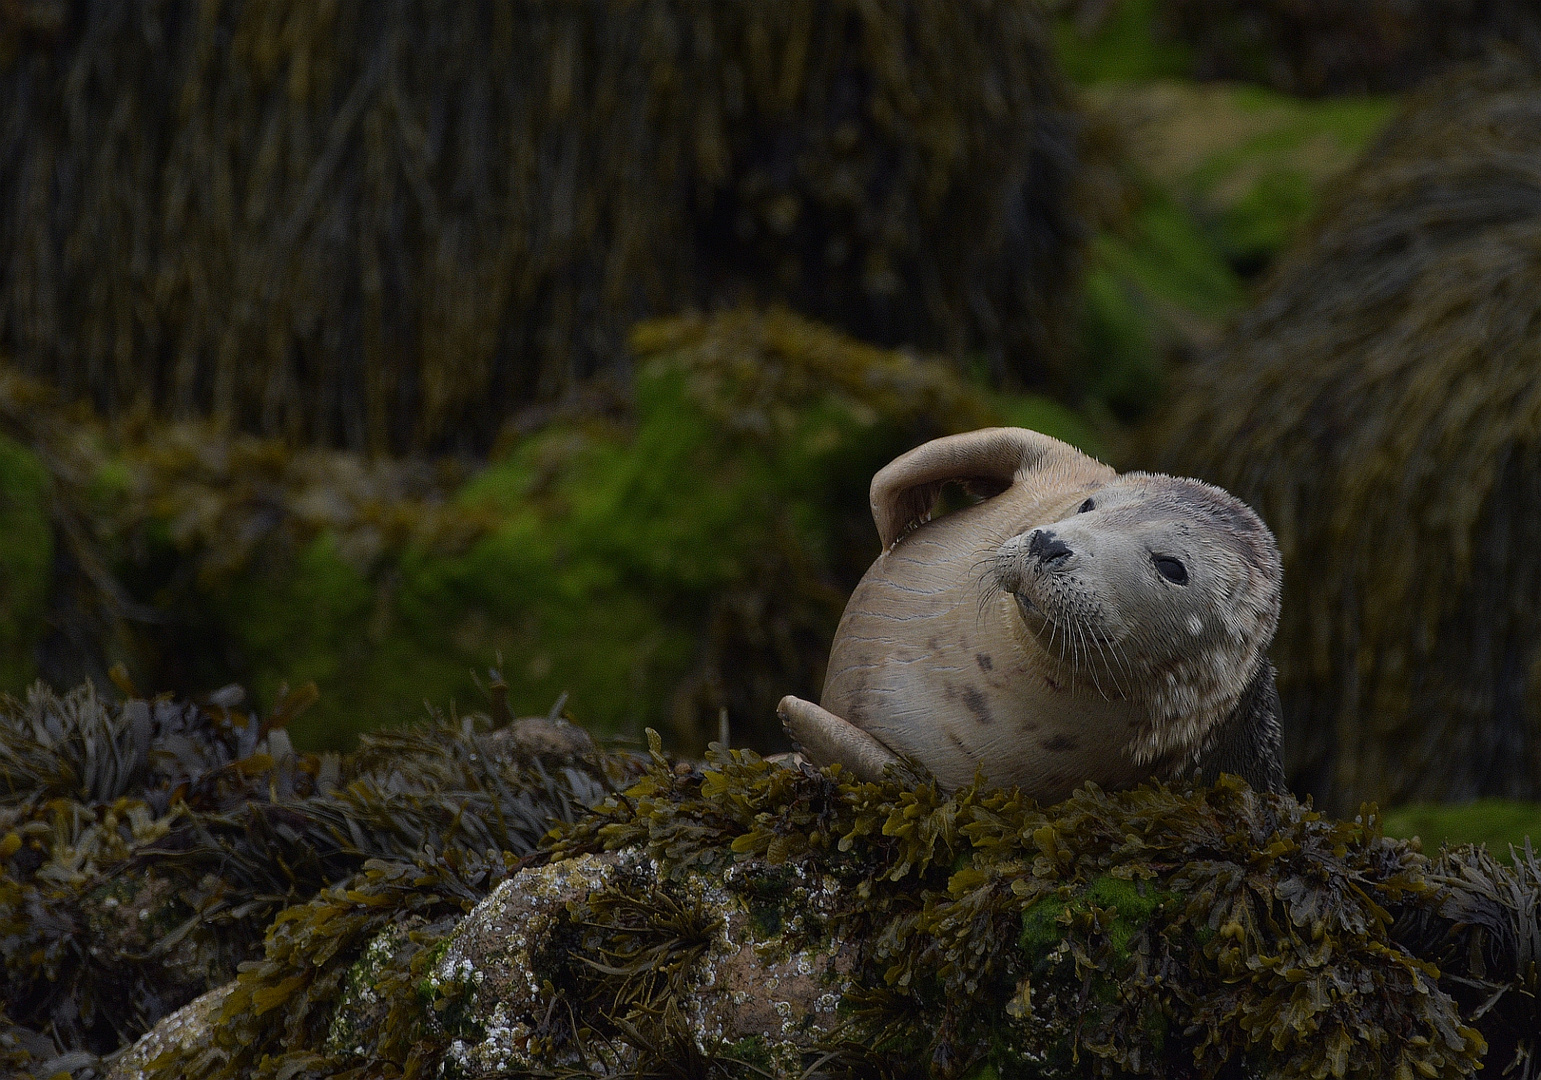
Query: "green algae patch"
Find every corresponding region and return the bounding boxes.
[0,433,50,694]
[1070,80,1392,424]
[1384,800,1541,855]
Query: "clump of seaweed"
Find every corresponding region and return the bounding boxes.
[0,1,1082,453]
[1152,57,1541,812]
[158,739,1538,1080]
[0,678,639,1075]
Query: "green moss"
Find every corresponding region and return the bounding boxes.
[261,309,1084,751]
[0,434,52,693]
[1384,800,1541,854]
[1053,0,1193,86]
[1020,875,1169,966]
[1183,87,1397,269]
[1072,80,1394,421]
[1076,194,1244,420]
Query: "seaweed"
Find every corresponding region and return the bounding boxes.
[0,679,640,1071]
[168,739,1541,1079]
[0,0,1083,453]
[1152,57,1541,811]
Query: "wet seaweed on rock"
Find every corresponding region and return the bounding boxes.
[0,680,641,1073]
[1152,57,1541,812]
[187,739,1541,1080]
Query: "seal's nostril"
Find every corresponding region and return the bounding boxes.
[1026,529,1072,568]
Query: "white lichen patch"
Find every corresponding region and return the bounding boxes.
[424,850,857,1079]
[324,922,417,1059]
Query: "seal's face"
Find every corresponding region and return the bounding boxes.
[994,473,1282,765]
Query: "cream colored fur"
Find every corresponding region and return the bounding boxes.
[780,427,1281,801]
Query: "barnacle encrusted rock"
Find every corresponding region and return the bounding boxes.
[106,985,234,1080]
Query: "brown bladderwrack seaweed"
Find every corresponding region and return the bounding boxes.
[0,1,1082,453]
[1153,58,1541,812]
[0,679,639,1077]
[138,735,1539,1080]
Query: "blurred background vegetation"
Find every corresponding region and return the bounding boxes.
[2,0,1541,845]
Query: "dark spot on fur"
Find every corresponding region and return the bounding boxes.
[1044,734,1079,752]
[961,687,992,724]
[976,653,994,671]
[1044,674,1064,692]
[943,684,957,700]
[946,728,970,755]
[927,637,940,650]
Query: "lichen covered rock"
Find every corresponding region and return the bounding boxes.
[424,850,852,1077]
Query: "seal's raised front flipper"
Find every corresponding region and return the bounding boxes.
[1196,659,1287,794]
[778,695,902,784]
[869,427,1111,549]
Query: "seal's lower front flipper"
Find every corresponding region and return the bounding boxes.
[777,695,901,784]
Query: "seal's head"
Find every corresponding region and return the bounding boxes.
[994,472,1281,765]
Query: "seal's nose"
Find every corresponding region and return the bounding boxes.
[1026,529,1072,568]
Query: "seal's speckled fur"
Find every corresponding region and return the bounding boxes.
[781,427,1285,799]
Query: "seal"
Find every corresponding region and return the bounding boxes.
[778,427,1286,800]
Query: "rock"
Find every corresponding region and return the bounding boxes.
[422,850,854,1078]
[106,984,232,1080]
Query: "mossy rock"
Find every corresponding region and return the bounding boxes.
[1068,80,1392,424]
[1150,59,1541,812]
[1085,81,1394,274]
[0,310,1103,753]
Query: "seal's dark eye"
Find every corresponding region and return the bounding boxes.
[1154,555,1188,585]
[1078,498,1095,513]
